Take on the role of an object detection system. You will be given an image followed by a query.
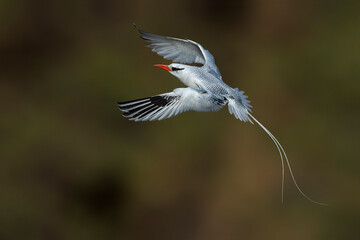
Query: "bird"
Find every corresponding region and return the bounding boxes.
[117,25,326,205]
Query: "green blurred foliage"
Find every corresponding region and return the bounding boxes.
[0,0,359,239]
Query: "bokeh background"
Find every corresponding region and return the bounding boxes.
[1,0,359,239]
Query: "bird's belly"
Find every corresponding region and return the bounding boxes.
[192,93,227,113]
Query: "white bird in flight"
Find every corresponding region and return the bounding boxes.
[118,25,326,205]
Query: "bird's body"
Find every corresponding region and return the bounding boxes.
[118,26,251,122]
[117,25,326,205]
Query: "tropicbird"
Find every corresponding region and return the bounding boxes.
[118,25,326,205]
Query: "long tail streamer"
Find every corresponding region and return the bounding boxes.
[248,113,327,206]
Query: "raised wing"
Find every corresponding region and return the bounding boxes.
[118,88,225,121]
[135,25,222,78]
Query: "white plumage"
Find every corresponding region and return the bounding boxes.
[117,25,326,205]
[119,25,251,122]
[119,87,225,121]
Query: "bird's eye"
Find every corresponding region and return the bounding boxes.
[171,67,184,71]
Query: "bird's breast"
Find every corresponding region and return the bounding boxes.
[178,75,201,90]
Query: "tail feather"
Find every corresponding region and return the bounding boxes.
[248,113,327,206]
[228,88,252,122]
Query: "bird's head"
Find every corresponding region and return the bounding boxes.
[154,63,189,78]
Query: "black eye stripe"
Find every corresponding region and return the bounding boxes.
[171,67,184,71]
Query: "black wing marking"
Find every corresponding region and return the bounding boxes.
[118,95,179,121]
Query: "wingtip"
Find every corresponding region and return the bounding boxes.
[133,23,144,35]
[117,102,127,111]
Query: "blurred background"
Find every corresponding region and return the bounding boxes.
[0,0,359,239]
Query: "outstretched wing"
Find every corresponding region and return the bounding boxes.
[118,88,225,121]
[135,25,221,78]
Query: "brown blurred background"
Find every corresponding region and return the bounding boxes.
[0,0,359,239]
